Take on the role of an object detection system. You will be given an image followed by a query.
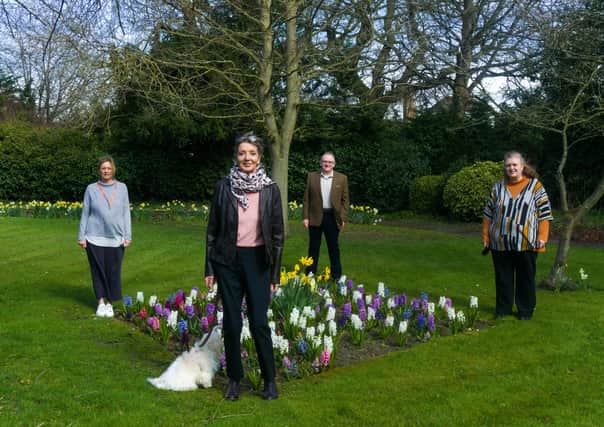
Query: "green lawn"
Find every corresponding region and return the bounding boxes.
[0,217,603,426]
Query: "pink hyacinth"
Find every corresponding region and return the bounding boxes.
[320,350,331,367]
[147,316,160,330]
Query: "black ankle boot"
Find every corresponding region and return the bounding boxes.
[225,379,240,401]
[262,380,278,400]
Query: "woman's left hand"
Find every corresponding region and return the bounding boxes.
[123,240,132,247]
[536,239,546,249]
[271,283,279,293]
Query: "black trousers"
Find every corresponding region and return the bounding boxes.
[85,242,125,302]
[491,250,538,317]
[213,246,275,382]
[306,210,342,279]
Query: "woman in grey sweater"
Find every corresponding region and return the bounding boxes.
[78,156,132,317]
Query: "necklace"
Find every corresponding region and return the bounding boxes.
[97,181,118,209]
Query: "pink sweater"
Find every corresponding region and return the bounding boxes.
[237,192,264,247]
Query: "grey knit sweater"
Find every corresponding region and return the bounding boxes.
[78,181,132,244]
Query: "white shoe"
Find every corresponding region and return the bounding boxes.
[104,304,114,318]
[96,303,107,317]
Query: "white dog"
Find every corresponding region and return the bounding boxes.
[147,327,223,391]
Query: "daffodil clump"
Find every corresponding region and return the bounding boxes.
[287,201,382,225]
[0,200,83,218]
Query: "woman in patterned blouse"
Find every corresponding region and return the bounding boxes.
[483,151,553,320]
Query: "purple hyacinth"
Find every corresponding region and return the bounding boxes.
[124,296,133,307]
[412,298,420,311]
[185,304,195,318]
[357,284,364,294]
[164,299,172,310]
[206,303,215,316]
[400,293,407,306]
[342,302,352,318]
[154,303,163,316]
[220,353,227,369]
[427,313,435,332]
[346,278,354,291]
[162,307,170,319]
[420,292,429,302]
[359,308,367,322]
[403,309,412,320]
[356,298,365,309]
[201,316,209,331]
[282,356,292,370]
[178,319,188,335]
[373,295,382,309]
[421,299,428,312]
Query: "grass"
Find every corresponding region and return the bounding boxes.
[0,217,603,426]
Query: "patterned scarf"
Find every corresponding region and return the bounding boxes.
[228,164,273,210]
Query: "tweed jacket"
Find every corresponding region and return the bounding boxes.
[303,170,349,229]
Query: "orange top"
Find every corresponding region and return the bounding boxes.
[482,177,550,252]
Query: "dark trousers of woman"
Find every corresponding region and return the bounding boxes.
[306,210,342,280]
[85,242,125,302]
[213,246,275,382]
[491,250,538,318]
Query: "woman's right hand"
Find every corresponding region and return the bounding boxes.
[78,240,87,249]
[205,276,215,289]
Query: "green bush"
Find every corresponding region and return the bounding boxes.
[442,161,503,222]
[0,121,100,201]
[409,175,445,214]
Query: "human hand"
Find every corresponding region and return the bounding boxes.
[205,276,215,289]
[123,240,131,248]
[78,240,87,249]
[271,283,280,293]
[303,219,309,229]
[536,239,546,249]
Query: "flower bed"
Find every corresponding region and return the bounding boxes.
[119,257,480,388]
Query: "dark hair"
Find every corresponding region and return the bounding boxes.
[503,151,537,182]
[234,132,263,156]
[97,155,116,177]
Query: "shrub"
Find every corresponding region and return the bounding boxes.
[442,161,502,222]
[409,175,445,214]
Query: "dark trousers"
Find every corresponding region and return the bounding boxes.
[306,210,342,279]
[213,246,275,382]
[491,250,538,317]
[85,242,125,302]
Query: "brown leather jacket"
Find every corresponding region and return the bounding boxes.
[303,171,349,229]
[205,179,284,284]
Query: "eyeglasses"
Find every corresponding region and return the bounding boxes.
[321,160,334,164]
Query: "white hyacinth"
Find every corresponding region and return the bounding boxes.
[324,335,334,354]
[387,298,395,309]
[289,307,300,325]
[267,308,273,319]
[217,310,223,325]
[185,296,193,306]
[298,315,307,329]
[240,319,251,341]
[438,296,446,308]
[325,297,333,307]
[427,302,435,314]
[470,296,479,308]
[365,294,372,305]
[339,285,347,297]
[136,291,144,303]
[323,290,331,299]
[385,315,394,328]
[456,310,466,323]
[328,320,338,336]
[377,282,386,297]
[302,306,315,319]
[317,322,326,335]
[367,306,376,321]
[306,326,316,340]
[207,284,218,301]
[167,310,179,330]
[353,290,363,302]
[268,320,276,333]
[272,334,289,354]
[326,306,336,322]
[190,288,198,301]
[148,295,157,307]
[398,320,408,334]
[312,336,322,349]
[338,275,347,284]
[448,307,456,320]
[350,314,364,330]
[580,268,589,281]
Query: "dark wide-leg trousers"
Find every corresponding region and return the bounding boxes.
[213,246,275,382]
[85,242,125,302]
[306,210,342,279]
[491,250,538,317]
